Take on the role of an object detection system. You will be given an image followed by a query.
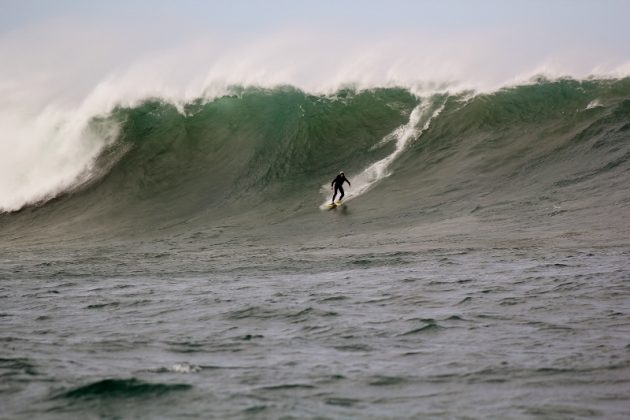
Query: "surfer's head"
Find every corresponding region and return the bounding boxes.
[340,171,344,175]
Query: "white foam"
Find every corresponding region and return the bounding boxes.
[169,363,202,373]
[586,99,603,110]
[0,105,120,212]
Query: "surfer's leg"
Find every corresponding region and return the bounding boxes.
[338,186,345,201]
[332,187,338,203]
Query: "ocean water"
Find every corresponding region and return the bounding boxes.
[2,79,630,418]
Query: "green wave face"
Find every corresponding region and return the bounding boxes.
[3,78,630,239]
[101,87,415,200]
[397,78,630,213]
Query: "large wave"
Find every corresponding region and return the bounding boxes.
[1,77,629,242]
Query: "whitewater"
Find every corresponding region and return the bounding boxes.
[2,20,630,418]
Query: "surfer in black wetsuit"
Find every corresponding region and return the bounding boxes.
[331,171,351,204]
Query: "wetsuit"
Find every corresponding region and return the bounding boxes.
[331,174,351,203]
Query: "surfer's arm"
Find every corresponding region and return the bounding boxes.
[345,178,351,186]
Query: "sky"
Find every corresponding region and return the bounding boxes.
[2,0,629,38]
[1,0,629,105]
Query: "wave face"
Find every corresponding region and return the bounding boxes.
[2,78,630,241]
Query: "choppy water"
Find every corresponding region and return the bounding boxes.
[2,241,629,419]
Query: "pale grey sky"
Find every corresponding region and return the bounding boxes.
[2,0,629,46]
[1,0,629,103]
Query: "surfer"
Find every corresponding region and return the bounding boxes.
[331,171,351,204]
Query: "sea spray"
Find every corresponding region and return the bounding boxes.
[0,107,120,212]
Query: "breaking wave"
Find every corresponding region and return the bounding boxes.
[1,78,629,238]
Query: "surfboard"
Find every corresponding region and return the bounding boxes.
[326,201,342,209]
